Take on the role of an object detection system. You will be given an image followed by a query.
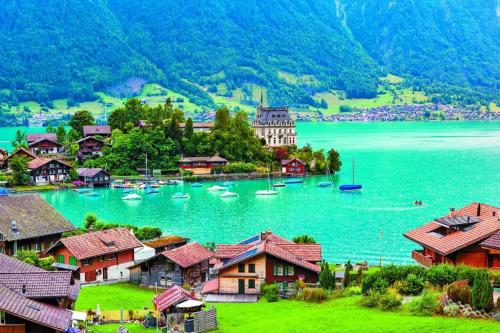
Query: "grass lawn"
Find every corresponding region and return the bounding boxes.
[76,283,155,311]
[14,184,56,192]
[76,284,499,332]
[87,323,155,333]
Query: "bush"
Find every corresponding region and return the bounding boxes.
[471,270,494,311]
[456,265,478,285]
[296,287,329,303]
[408,291,440,316]
[362,274,389,295]
[223,162,256,174]
[378,289,402,311]
[261,283,280,302]
[404,274,425,295]
[426,264,457,287]
[360,291,381,308]
[489,270,500,287]
[443,304,460,317]
[343,286,362,297]
[447,281,472,305]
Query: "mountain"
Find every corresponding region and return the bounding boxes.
[0,0,498,108]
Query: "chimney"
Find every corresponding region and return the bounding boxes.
[260,231,272,241]
[22,284,26,295]
[476,203,481,217]
[449,208,455,217]
[11,220,18,232]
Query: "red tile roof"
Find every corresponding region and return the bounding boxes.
[27,133,57,143]
[28,157,72,170]
[0,253,45,273]
[161,242,213,268]
[83,125,111,137]
[277,244,322,262]
[0,271,78,300]
[281,158,305,166]
[480,230,500,250]
[404,202,500,255]
[201,278,219,295]
[215,245,252,258]
[0,283,72,331]
[154,285,196,312]
[179,122,214,129]
[49,228,143,260]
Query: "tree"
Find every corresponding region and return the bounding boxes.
[343,260,353,288]
[15,250,54,270]
[11,130,27,149]
[69,110,95,137]
[166,108,184,141]
[327,148,342,173]
[471,270,493,311]
[56,124,67,143]
[213,107,231,131]
[10,156,30,185]
[184,117,194,139]
[319,262,335,290]
[84,213,98,230]
[293,235,316,244]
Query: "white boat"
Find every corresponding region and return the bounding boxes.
[256,166,278,196]
[207,185,226,192]
[172,192,190,199]
[220,191,238,198]
[122,193,142,201]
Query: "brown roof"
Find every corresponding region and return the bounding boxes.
[281,158,305,166]
[143,235,189,249]
[178,156,228,163]
[480,230,500,250]
[404,203,500,255]
[0,253,45,273]
[28,158,72,170]
[5,147,37,162]
[28,138,62,148]
[201,278,219,294]
[83,125,111,137]
[76,136,104,144]
[0,283,72,331]
[154,285,197,312]
[77,168,110,178]
[48,228,143,260]
[161,243,213,268]
[0,271,78,300]
[26,133,57,143]
[0,194,76,241]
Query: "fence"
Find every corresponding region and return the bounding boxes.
[163,308,217,333]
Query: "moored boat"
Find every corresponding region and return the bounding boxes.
[339,158,362,192]
[284,178,304,184]
[207,185,225,192]
[122,193,142,200]
[190,183,203,188]
[256,167,278,196]
[172,192,190,199]
[220,190,238,198]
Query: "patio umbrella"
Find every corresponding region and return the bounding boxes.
[176,300,203,309]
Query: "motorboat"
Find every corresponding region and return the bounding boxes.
[272,182,285,187]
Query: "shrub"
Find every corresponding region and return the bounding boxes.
[292,235,316,244]
[362,274,389,295]
[343,286,362,297]
[456,265,478,285]
[296,287,329,303]
[223,162,256,174]
[426,264,457,287]
[443,304,460,317]
[408,291,440,316]
[447,281,472,305]
[261,283,280,302]
[378,289,402,311]
[319,262,335,290]
[489,270,500,287]
[471,270,493,311]
[360,291,381,308]
[404,274,425,295]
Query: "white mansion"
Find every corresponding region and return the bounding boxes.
[252,102,297,147]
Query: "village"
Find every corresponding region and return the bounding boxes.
[0,100,499,333]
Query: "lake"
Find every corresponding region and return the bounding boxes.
[2,121,500,264]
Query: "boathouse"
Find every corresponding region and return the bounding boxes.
[28,158,71,185]
[203,232,321,295]
[45,228,143,283]
[128,242,213,287]
[178,156,228,175]
[281,158,306,176]
[77,168,111,187]
[404,202,500,268]
[0,194,76,256]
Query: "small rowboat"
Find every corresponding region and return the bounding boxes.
[272,182,285,188]
[284,178,304,184]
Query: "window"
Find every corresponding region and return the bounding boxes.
[238,264,245,273]
[0,311,5,324]
[81,258,93,266]
[57,255,65,264]
[108,253,116,260]
[98,255,106,262]
[69,256,77,266]
[248,264,255,273]
[287,265,294,276]
[33,243,41,252]
[273,264,284,276]
[248,279,256,289]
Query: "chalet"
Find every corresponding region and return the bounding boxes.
[129,242,213,287]
[179,122,214,133]
[26,133,57,145]
[143,235,189,254]
[28,138,63,155]
[252,98,296,147]
[45,228,143,283]
[404,202,500,268]
[83,125,111,138]
[77,168,111,187]
[0,254,78,333]
[3,147,37,167]
[281,158,306,176]
[0,195,76,256]
[76,136,105,158]
[28,158,71,185]
[203,232,321,295]
[178,156,228,175]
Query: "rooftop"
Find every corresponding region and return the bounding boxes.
[26,133,57,143]
[77,168,110,178]
[480,230,500,250]
[143,235,189,249]
[83,125,111,137]
[0,271,79,300]
[178,156,228,163]
[154,285,197,312]
[254,105,293,125]
[28,157,72,170]
[160,242,213,268]
[0,253,45,273]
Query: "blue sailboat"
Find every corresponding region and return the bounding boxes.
[339,158,363,191]
[284,178,304,184]
[318,166,333,187]
[190,183,203,188]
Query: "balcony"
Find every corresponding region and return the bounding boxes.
[412,250,433,267]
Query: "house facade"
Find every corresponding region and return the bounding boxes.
[404,202,500,268]
[77,168,111,187]
[0,195,76,256]
[28,138,63,155]
[28,158,71,185]
[77,136,104,158]
[26,133,57,145]
[45,228,143,283]
[178,156,228,175]
[129,242,213,288]
[204,232,321,295]
[252,99,296,147]
[281,158,306,176]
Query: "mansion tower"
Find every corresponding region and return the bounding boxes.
[252,98,296,147]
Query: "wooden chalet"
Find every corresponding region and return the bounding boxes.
[404,202,500,268]
[28,138,63,155]
[83,125,111,138]
[26,133,57,145]
[45,228,143,283]
[76,136,105,158]
[0,254,79,333]
[129,242,213,287]
[202,232,321,295]
[77,168,111,187]
[281,158,306,176]
[143,235,189,254]
[28,158,71,185]
[0,195,76,256]
[178,156,228,175]
[3,147,36,167]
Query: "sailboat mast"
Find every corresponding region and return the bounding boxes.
[352,157,355,184]
[145,153,148,180]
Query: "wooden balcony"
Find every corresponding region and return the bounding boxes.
[412,250,433,267]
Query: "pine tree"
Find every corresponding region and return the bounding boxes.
[471,270,493,311]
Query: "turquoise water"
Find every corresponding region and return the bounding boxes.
[0,127,49,152]
[2,122,500,264]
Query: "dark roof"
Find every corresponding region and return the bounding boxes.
[28,138,62,148]
[0,194,76,241]
[281,158,305,166]
[0,283,72,331]
[160,243,213,268]
[83,125,111,137]
[26,133,57,143]
[0,271,78,300]
[5,147,37,162]
[143,235,189,249]
[253,105,293,125]
[434,215,481,228]
[77,168,110,178]
[76,136,104,144]
[480,231,500,250]
[154,285,197,312]
[404,203,500,255]
[178,156,228,163]
[28,158,72,170]
[47,228,143,260]
[0,253,45,273]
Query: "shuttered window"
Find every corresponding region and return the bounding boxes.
[57,255,65,264]
[69,256,77,266]
[248,279,256,289]
[248,264,255,273]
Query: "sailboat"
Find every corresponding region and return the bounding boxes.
[172,168,190,199]
[220,190,238,198]
[207,185,225,192]
[339,158,363,191]
[190,182,203,188]
[122,193,142,200]
[318,166,334,187]
[256,167,278,196]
